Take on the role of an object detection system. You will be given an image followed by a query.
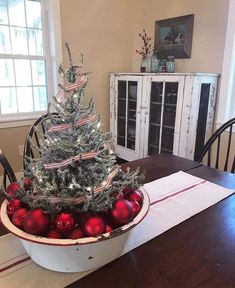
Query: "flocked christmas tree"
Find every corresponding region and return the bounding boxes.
[2,44,144,238]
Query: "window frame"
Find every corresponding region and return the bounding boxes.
[0,0,62,128]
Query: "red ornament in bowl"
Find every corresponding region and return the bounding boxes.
[54,212,76,234]
[6,182,21,196]
[69,227,84,239]
[12,208,28,228]
[83,215,105,237]
[129,200,141,217]
[23,208,51,235]
[125,189,143,205]
[7,198,23,217]
[111,199,134,224]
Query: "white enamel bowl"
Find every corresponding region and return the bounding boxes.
[0,189,150,273]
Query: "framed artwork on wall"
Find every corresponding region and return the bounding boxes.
[154,14,194,59]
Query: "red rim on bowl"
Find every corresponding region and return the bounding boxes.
[0,188,150,246]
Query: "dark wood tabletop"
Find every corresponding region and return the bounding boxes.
[66,154,235,288]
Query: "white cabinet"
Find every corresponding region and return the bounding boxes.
[110,73,219,161]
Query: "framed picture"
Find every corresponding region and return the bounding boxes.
[154,14,194,59]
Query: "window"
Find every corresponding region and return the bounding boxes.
[217,0,235,126]
[0,0,61,124]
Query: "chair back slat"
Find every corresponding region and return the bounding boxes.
[207,147,211,167]
[224,125,232,171]
[23,112,59,171]
[195,117,235,174]
[215,135,221,169]
[0,150,17,189]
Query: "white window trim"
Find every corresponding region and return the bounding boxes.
[0,0,62,129]
[216,0,235,128]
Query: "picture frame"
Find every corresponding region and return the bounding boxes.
[154,14,194,59]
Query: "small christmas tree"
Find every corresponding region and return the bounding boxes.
[2,44,143,238]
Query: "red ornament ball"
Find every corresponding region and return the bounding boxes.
[47,229,62,239]
[68,227,84,239]
[6,182,21,196]
[54,212,76,234]
[23,208,51,235]
[7,198,23,217]
[129,200,141,217]
[111,199,134,224]
[12,208,28,228]
[125,189,143,205]
[23,178,31,191]
[83,216,105,237]
[105,224,114,233]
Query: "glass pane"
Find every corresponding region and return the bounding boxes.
[117,118,125,147]
[161,127,174,154]
[0,59,15,86]
[8,0,26,27]
[0,87,17,114]
[118,99,125,117]
[150,82,163,103]
[17,87,33,112]
[32,60,45,85]
[163,105,176,127]
[15,59,32,86]
[28,28,43,55]
[118,81,126,99]
[26,0,41,28]
[0,25,11,53]
[150,103,161,124]
[164,82,178,104]
[148,124,160,155]
[0,0,8,24]
[11,27,28,55]
[127,121,135,150]
[128,81,137,100]
[34,86,47,111]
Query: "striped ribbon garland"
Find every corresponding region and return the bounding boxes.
[55,74,88,102]
[48,114,97,133]
[32,168,119,205]
[44,146,105,170]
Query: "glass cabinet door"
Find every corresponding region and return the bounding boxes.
[148,81,179,156]
[117,80,138,151]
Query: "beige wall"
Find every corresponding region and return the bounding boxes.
[0,0,229,174]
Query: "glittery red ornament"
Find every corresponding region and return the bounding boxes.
[54,212,76,234]
[6,182,21,196]
[125,189,143,205]
[68,227,84,239]
[47,229,62,239]
[23,178,31,191]
[105,224,114,233]
[111,199,134,224]
[12,208,28,228]
[83,216,105,237]
[129,200,141,217]
[7,198,23,217]
[23,208,51,235]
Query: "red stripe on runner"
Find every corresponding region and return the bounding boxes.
[150,180,207,206]
[0,257,31,273]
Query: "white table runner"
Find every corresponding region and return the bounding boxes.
[0,171,234,288]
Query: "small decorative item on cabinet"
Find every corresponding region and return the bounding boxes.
[158,59,167,72]
[150,53,159,72]
[136,29,153,72]
[166,56,175,73]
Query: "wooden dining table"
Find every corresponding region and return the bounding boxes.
[66,154,235,288]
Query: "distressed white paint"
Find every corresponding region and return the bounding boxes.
[110,73,219,161]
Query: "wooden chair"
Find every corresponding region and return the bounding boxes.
[23,112,59,170]
[0,150,17,189]
[194,118,235,173]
